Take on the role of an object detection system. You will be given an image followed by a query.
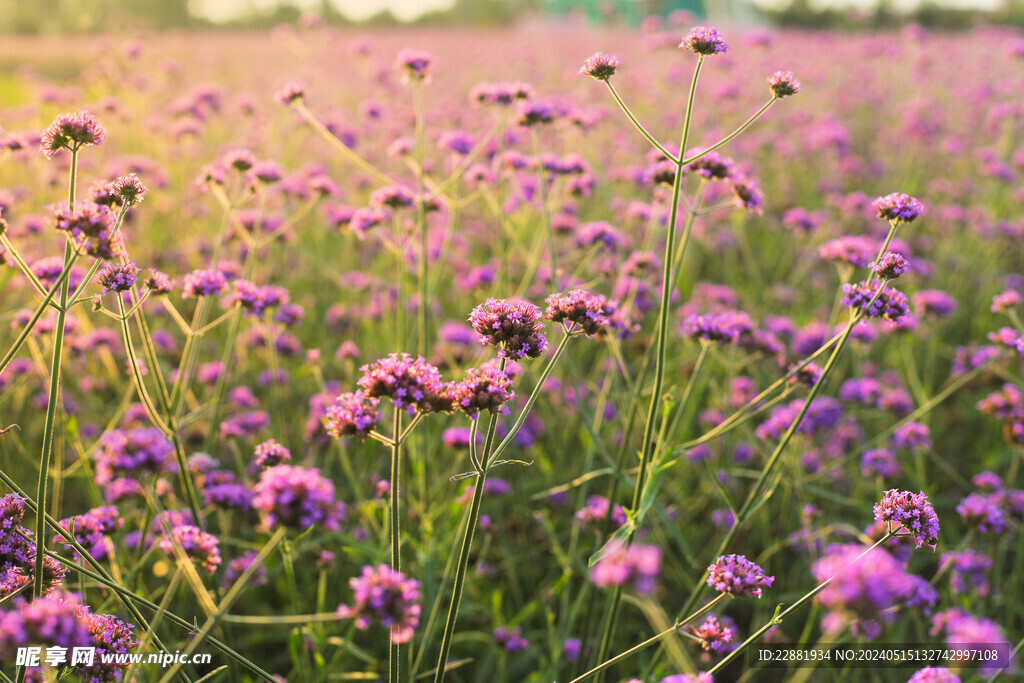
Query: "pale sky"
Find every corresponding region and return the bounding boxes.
[188,0,1001,24]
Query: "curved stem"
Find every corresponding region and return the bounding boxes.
[707,532,894,675]
[571,593,726,683]
[604,81,677,162]
[679,98,776,165]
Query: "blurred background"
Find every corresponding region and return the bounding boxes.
[1,0,1024,33]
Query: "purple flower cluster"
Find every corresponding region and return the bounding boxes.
[108,173,147,207]
[58,506,123,562]
[544,289,608,335]
[0,494,66,598]
[872,252,911,280]
[94,427,175,487]
[930,609,1011,673]
[469,81,533,107]
[873,193,925,223]
[221,551,269,589]
[767,70,801,98]
[325,391,381,440]
[253,465,344,531]
[50,201,119,258]
[448,366,515,418]
[494,625,530,652]
[0,593,91,661]
[814,544,934,639]
[575,495,627,528]
[181,268,229,298]
[470,298,548,359]
[841,280,910,321]
[590,540,662,593]
[873,489,940,550]
[252,439,291,468]
[158,525,222,572]
[941,550,992,596]
[337,564,422,644]
[706,554,774,598]
[77,610,140,682]
[908,668,961,683]
[680,26,728,55]
[690,614,735,652]
[40,111,105,158]
[357,353,451,413]
[680,311,753,344]
[95,261,139,294]
[396,49,433,82]
[578,52,621,81]
[956,493,1006,534]
[820,235,878,268]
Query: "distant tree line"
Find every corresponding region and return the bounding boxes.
[0,0,1021,34]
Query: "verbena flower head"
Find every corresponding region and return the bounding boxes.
[94,427,174,485]
[814,544,933,640]
[872,252,911,280]
[77,609,140,683]
[157,524,222,572]
[991,288,1023,314]
[357,353,450,414]
[930,610,1010,673]
[470,298,548,359]
[690,614,734,652]
[145,270,173,295]
[768,70,801,98]
[680,26,728,55]
[58,506,122,562]
[40,111,105,158]
[449,366,515,418]
[0,494,67,598]
[181,268,229,298]
[494,625,530,652]
[325,391,380,440]
[841,280,909,321]
[274,81,305,106]
[590,539,662,593]
[0,592,91,659]
[730,175,764,213]
[681,311,754,344]
[253,464,343,531]
[956,493,1006,534]
[397,49,433,82]
[820,235,877,268]
[109,174,147,207]
[873,489,940,550]
[253,439,291,468]
[579,52,621,80]
[50,201,119,258]
[545,289,608,335]
[221,550,269,589]
[95,261,139,294]
[707,554,774,598]
[908,668,961,683]
[940,550,991,596]
[518,100,556,127]
[337,564,421,644]
[873,193,925,224]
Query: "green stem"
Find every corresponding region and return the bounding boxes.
[391,409,403,683]
[679,98,776,165]
[593,54,705,674]
[32,147,78,600]
[604,81,676,162]
[571,593,727,683]
[707,532,895,675]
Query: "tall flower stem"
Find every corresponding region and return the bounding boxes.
[707,532,895,675]
[593,55,705,673]
[32,147,78,600]
[431,354,503,683]
[390,409,404,683]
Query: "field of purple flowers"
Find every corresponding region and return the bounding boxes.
[0,16,1022,683]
